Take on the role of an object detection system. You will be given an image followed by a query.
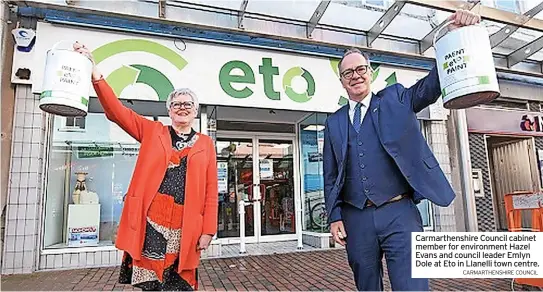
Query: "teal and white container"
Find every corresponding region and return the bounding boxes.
[40,41,93,116]
[434,22,500,109]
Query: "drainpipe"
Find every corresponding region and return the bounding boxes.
[454,109,479,232]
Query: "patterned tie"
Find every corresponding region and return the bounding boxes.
[353,102,362,133]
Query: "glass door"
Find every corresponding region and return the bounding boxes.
[215,134,299,244]
[257,139,297,240]
[215,138,257,243]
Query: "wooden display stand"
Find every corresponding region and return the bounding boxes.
[504,191,543,289]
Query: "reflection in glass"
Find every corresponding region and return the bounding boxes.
[216,139,255,238]
[246,0,322,21]
[320,2,385,31]
[299,113,328,233]
[494,0,519,13]
[258,140,295,236]
[366,0,385,7]
[299,115,434,232]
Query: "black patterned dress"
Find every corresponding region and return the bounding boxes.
[118,127,198,291]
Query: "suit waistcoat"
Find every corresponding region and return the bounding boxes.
[342,108,410,209]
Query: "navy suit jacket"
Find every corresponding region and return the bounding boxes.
[323,67,455,223]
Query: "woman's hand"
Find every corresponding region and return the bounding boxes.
[73,42,102,81]
[197,234,213,251]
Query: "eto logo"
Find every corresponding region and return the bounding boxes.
[92,39,188,101]
[219,57,316,103]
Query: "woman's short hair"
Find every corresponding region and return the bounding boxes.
[166,88,199,112]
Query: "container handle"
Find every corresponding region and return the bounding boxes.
[433,20,486,48]
[50,40,77,51]
[432,20,455,49]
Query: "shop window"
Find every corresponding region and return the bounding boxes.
[299,113,328,233]
[60,117,86,132]
[300,116,433,232]
[43,112,199,249]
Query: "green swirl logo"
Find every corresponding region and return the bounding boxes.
[92,39,188,101]
[282,66,316,103]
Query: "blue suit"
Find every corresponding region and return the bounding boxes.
[323,67,455,291]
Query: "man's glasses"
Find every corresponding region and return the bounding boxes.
[170,101,194,110]
[340,65,370,80]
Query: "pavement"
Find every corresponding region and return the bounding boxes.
[1,249,536,291]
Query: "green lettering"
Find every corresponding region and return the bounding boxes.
[219,60,255,98]
[258,57,280,100]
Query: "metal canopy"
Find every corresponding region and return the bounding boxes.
[490,1,543,48]
[367,1,406,47]
[158,0,166,18]
[419,0,481,53]
[14,0,543,74]
[307,0,331,38]
[508,36,543,66]
[238,0,249,29]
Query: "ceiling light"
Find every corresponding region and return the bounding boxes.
[303,125,325,131]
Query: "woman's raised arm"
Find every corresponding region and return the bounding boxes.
[74,42,154,142]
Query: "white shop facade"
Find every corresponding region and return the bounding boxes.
[3,21,451,273]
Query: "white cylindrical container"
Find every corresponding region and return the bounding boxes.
[40,41,93,117]
[434,22,500,109]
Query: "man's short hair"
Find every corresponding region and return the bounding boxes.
[337,48,371,73]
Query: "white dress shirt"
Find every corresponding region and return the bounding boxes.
[348,94,373,126]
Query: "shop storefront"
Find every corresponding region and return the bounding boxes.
[5,21,450,273]
[466,105,543,232]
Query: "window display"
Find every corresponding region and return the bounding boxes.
[43,114,139,248]
[43,113,200,248]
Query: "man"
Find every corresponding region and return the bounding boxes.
[323,10,481,291]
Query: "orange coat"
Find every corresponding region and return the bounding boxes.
[92,78,218,274]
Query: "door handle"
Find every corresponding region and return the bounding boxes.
[253,183,265,201]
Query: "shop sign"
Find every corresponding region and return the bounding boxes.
[520,114,543,133]
[217,162,228,194]
[27,22,445,115]
[67,225,99,247]
[77,146,114,159]
[260,159,274,180]
[466,107,543,136]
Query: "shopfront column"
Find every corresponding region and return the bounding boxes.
[2,86,46,274]
[425,120,457,232]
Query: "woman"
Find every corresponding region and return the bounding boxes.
[73,42,218,291]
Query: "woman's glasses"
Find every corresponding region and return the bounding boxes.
[170,101,194,110]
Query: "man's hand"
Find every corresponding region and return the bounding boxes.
[331,221,347,246]
[197,234,213,251]
[447,9,481,31]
